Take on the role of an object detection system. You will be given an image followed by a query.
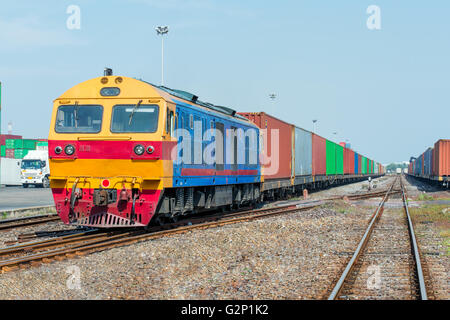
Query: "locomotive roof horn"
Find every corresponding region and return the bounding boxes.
[104,68,113,76]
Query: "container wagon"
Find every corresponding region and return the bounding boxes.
[408,139,449,188]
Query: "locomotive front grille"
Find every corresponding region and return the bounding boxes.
[71,211,145,228]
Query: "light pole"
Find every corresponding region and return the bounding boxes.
[312,119,317,133]
[155,26,169,86]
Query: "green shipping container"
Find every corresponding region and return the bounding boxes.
[37,141,48,146]
[326,140,344,175]
[0,145,5,157]
[326,140,336,175]
[5,139,15,149]
[362,156,367,174]
[14,149,30,159]
[14,139,37,150]
[336,144,344,175]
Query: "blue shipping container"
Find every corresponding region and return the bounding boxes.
[354,152,359,174]
[423,148,433,176]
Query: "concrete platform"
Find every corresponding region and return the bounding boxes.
[0,186,53,211]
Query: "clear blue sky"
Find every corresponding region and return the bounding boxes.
[0,1,448,164]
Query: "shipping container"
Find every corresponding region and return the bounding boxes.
[5,149,14,159]
[0,158,22,185]
[354,152,359,174]
[5,139,15,149]
[423,148,433,176]
[344,148,355,175]
[326,140,336,175]
[312,133,326,175]
[0,145,5,157]
[0,134,22,146]
[13,139,37,150]
[36,141,48,147]
[336,144,344,175]
[414,154,423,175]
[361,156,367,174]
[293,127,312,176]
[358,154,362,174]
[36,145,48,151]
[14,149,30,159]
[239,112,293,180]
[433,139,450,177]
[374,162,379,174]
[325,140,344,175]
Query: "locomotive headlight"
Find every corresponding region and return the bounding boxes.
[146,145,155,154]
[55,146,63,154]
[134,144,145,155]
[65,144,75,155]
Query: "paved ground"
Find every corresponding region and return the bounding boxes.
[0,186,53,211]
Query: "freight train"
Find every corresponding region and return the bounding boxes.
[48,72,384,228]
[408,139,449,188]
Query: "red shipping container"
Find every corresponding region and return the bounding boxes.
[5,149,15,158]
[312,133,326,175]
[0,134,22,146]
[344,148,355,174]
[239,112,293,180]
[433,139,450,177]
[358,154,362,174]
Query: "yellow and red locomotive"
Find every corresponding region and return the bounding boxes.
[49,72,262,228]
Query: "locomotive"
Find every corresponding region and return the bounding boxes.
[48,73,262,227]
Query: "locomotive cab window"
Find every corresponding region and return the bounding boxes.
[55,105,103,133]
[111,104,159,133]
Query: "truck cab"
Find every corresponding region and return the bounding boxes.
[20,150,50,188]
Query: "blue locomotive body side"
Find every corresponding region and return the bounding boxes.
[171,99,261,188]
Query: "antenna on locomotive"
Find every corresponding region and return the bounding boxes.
[104,68,113,76]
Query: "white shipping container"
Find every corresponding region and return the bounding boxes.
[36,145,48,151]
[0,157,22,185]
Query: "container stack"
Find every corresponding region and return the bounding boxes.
[2,138,47,159]
[1,136,48,185]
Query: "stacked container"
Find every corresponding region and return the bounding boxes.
[3,138,42,159]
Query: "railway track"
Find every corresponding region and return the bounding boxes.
[0,185,398,235]
[0,202,329,273]
[0,214,60,232]
[327,176,429,300]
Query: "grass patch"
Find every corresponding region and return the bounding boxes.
[0,207,56,221]
[416,193,434,201]
[410,204,450,256]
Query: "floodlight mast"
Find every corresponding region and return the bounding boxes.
[156,26,169,86]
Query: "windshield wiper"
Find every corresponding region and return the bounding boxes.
[128,100,143,126]
[73,101,79,128]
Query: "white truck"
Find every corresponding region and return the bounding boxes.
[20,150,50,188]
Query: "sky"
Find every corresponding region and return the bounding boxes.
[0,0,448,164]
